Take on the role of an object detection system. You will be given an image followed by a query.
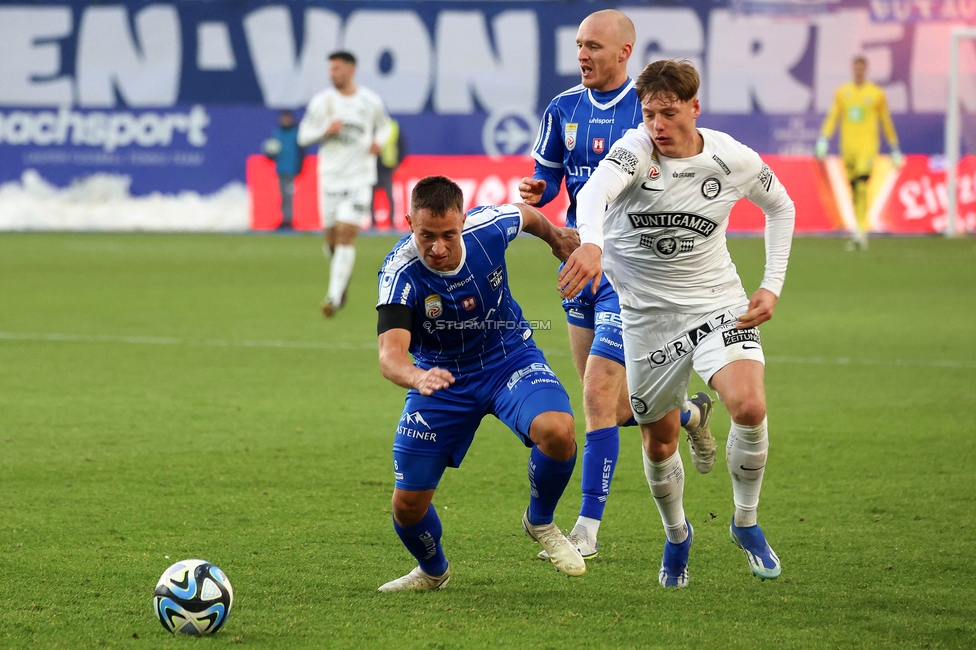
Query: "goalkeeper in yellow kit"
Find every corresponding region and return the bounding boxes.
[816,55,902,250]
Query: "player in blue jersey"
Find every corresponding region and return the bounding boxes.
[519,9,715,560]
[375,176,587,591]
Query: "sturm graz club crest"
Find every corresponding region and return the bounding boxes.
[701,177,721,199]
[639,229,695,260]
[630,395,648,415]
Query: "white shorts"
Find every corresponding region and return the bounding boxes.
[320,185,371,228]
[622,301,765,423]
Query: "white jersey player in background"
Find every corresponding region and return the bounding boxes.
[559,59,795,588]
[298,51,391,318]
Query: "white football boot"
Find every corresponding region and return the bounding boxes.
[377,565,451,592]
[522,510,586,577]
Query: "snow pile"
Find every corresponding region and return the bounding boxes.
[0,170,249,231]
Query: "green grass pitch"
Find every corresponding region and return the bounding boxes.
[1,233,974,648]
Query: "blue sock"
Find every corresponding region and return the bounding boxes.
[527,445,577,525]
[393,505,448,577]
[580,426,619,520]
[680,408,690,426]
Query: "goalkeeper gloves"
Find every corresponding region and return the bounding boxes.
[891,145,904,169]
[814,136,828,160]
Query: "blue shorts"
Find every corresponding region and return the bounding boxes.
[559,268,625,366]
[392,346,573,491]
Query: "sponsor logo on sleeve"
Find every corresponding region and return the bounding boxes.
[399,283,412,304]
[712,155,732,176]
[606,147,640,176]
[722,327,761,347]
[381,273,394,288]
[565,123,578,150]
[758,163,774,191]
[592,137,605,154]
[487,265,504,290]
[424,294,443,319]
[701,177,722,200]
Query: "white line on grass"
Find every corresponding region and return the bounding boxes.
[1,331,974,369]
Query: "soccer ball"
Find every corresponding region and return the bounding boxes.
[153,559,234,635]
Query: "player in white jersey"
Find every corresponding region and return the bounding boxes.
[560,59,795,587]
[298,51,391,318]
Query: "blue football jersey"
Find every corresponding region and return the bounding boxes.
[377,204,537,375]
[531,80,642,228]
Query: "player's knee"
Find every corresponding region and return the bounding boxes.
[530,411,576,460]
[729,396,766,426]
[391,491,429,527]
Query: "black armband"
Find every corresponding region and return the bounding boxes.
[377,304,413,335]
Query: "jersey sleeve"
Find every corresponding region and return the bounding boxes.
[465,204,524,249]
[876,89,899,147]
[733,146,795,297]
[531,101,565,171]
[371,94,393,149]
[297,93,328,148]
[377,259,419,311]
[576,131,647,249]
[820,88,843,140]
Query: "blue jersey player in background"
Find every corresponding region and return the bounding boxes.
[375,175,586,591]
[519,10,715,560]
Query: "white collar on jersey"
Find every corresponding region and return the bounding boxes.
[409,235,468,276]
[587,79,636,111]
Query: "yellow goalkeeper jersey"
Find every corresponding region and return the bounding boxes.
[820,81,898,159]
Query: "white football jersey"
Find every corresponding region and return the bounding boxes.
[298,86,390,190]
[577,126,794,314]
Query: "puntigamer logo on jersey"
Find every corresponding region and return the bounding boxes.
[627,212,719,237]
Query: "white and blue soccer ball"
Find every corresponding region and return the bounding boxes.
[153,559,234,635]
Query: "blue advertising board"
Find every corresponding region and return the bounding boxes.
[0,0,970,194]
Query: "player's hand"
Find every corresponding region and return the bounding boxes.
[737,288,778,329]
[325,120,343,136]
[415,367,455,396]
[891,145,904,169]
[557,243,602,299]
[369,142,382,156]
[518,178,546,205]
[549,227,580,263]
[814,136,828,160]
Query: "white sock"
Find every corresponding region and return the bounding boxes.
[726,417,768,528]
[642,448,687,544]
[684,399,699,429]
[574,516,601,540]
[327,244,356,305]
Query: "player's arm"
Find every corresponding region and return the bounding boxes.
[877,91,902,167]
[297,95,341,147]
[370,100,393,156]
[816,90,843,158]
[520,105,566,207]
[738,160,796,329]
[377,306,454,395]
[516,203,580,262]
[557,161,630,298]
